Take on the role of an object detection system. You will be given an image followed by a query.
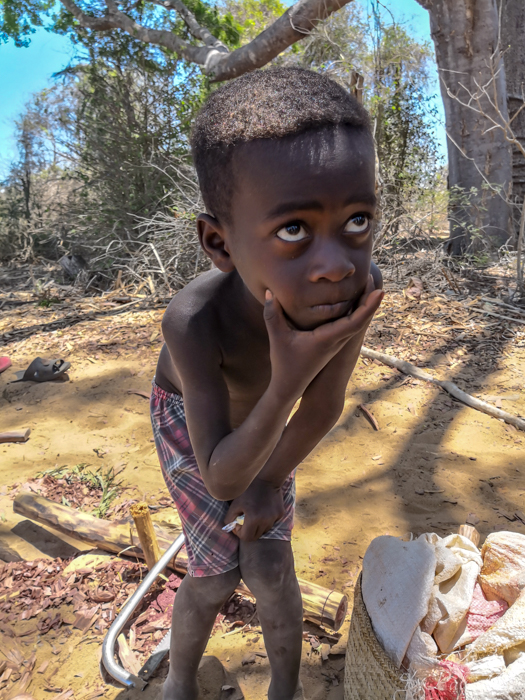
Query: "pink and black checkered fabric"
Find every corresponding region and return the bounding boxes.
[465,582,508,640]
[150,381,295,577]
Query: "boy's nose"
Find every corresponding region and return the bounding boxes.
[308,241,356,283]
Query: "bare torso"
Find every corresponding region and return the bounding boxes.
[155,269,271,428]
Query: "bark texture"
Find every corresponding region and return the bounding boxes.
[418,0,512,254]
[501,0,525,207]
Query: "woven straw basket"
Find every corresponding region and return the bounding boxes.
[344,574,406,700]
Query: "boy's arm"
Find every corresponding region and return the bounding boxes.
[224,326,367,539]
[163,279,383,502]
[257,262,383,486]
[162,308,295,502]
[225,266,383,540]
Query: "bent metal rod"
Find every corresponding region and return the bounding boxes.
[101,533,186,690]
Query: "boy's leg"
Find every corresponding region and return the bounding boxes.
[163,566,241,700]
[239,539,303,700]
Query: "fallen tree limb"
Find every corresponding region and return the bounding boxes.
[13,493,347,631]
[361,346,525,432]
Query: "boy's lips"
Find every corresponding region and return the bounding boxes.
[309,300,350,320]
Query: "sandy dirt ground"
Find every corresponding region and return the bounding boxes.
[1,260,524,699]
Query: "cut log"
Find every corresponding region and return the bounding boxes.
[458,524,481,548]
[0,429,30,444]
[13,492,347,631]
[130,502,161,570]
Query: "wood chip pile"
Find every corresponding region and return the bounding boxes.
[0,553,265,695]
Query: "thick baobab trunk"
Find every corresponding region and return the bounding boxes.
[418,0,512,254]
[501,0,525,208]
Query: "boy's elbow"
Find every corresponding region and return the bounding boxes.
[203,472,243,501]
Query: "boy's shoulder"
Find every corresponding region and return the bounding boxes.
[161,269,233,341]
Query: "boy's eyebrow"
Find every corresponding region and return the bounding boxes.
[265,194,377,220]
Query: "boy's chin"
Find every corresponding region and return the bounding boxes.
[290,313,346,332]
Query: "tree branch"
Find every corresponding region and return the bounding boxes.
[151,0,227,51]
[59,0,355,82]
[60,0,119,31]
[205,0,355,81]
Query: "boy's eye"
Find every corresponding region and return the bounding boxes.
[344,214,371,234]
[276,223,308,242]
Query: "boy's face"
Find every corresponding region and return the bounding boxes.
[223,126,376,331]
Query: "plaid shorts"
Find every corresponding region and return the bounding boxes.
[150,382,295,577]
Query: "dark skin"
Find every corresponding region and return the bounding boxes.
[156,125,384,700]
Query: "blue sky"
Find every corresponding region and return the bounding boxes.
[0,0,444,178]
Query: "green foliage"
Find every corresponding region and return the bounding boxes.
[36,462,124,518]
[0,32,209,266]
[222,0,286,43]
[0,0,51,46]
[37,297,59,306]
[185,0,242,47]
[2,0,243,52]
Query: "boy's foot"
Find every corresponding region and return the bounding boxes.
[292,684,304,700]
[162,674,199,700]
[268,682,304,700]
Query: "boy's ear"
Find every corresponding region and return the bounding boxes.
[197,214,235,273]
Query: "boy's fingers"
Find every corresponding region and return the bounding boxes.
[320,289,384,342]
[236,521,257,541]
[357,275,376,308]
[263,290,286,330]
[224,502,242,525]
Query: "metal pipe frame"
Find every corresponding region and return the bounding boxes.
[101,533,186,690]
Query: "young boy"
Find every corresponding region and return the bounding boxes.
[151,67,384,700]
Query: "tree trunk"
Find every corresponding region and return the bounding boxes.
[418,0,512,254]
[500,0,525,210]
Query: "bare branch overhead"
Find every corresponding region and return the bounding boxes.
[58,0,355,82]
[152,0,228,50]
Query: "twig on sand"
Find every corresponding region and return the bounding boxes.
[361,346,525,432]
[357,404,379,431]
[469,307,525,325]
[127,390,151,400]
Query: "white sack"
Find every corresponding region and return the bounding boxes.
[362,535,436,668]
[504,642,525,666]
[420,533,483,654]
[405,627,438,671]
[465,655,506,682]
[465,652,525,699]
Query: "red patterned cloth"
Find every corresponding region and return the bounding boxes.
[424,661,469,700]
[150,382,296,577]
[465,582,508,641]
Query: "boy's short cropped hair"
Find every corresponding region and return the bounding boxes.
[190,67,372,225]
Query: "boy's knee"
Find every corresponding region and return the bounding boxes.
[239,540,297,595]
[189,566,241,607]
